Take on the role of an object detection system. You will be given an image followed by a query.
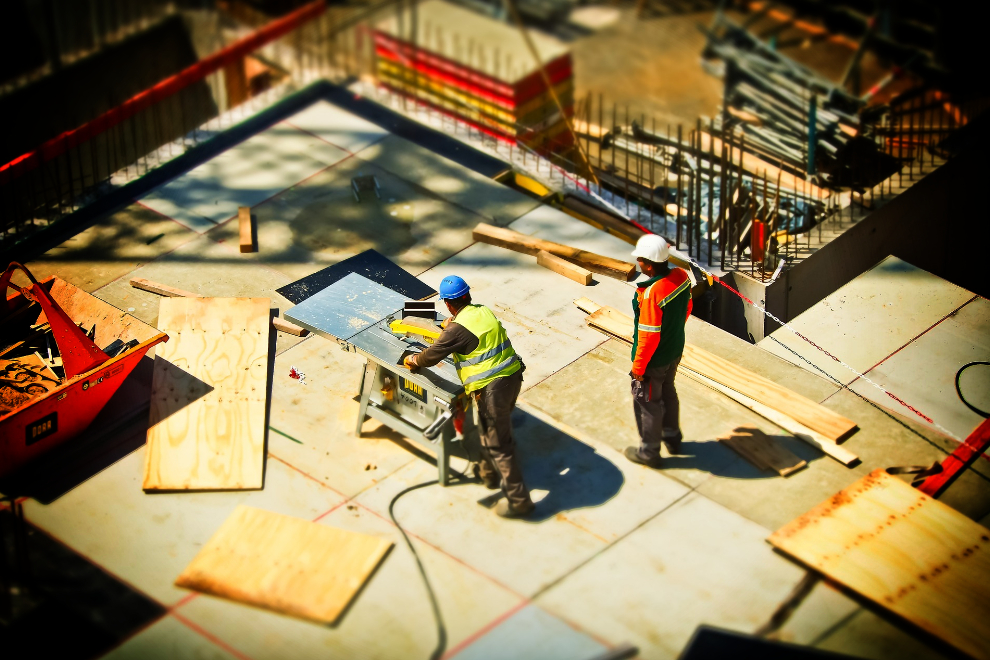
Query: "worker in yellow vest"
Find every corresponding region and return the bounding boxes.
[404,276,534,519]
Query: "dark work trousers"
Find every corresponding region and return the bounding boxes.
[632,357,682,460]
[475,369,532,510]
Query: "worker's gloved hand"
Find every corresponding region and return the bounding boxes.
[404,355,420,372]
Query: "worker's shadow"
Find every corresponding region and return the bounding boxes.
[505,410,624,523]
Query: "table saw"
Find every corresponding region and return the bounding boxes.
[285,273,482,485]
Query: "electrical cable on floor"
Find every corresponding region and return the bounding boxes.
[955,361,990,418]
[387,466,473,660]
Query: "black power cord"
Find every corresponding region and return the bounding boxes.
[387,466,474,660]
[956,361,990,418]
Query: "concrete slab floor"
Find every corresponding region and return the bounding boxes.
[24,203,198,293]
[284,99,390,155]
[266,335,421,499]
[759,257,977,386]
[847,295,990,441]
[101,615,240,660]
[204,155,487,283]
[535,492,808,659]
[352,439,611,597]
[140,121,352,233]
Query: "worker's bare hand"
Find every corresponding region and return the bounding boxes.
[404,355,420,372]
[440,317,451,329]
[630,372,644,381]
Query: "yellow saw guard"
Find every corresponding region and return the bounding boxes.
[389,317,442,344]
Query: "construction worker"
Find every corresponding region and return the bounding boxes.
[625,234,693,468]
[404,275,535,519]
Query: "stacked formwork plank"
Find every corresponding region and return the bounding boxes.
[374,0,574,154]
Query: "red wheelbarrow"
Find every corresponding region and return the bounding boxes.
[0,263,168,480]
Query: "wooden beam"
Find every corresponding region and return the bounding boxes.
[239,206,256,254]
[272,317,308,337]
[718,426,807,477]
[769,470,990,660]
[130,277,201,298]
[537,250,593,285]
[473,223,637,281]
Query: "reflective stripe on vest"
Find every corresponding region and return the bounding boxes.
[450,305,520,393]
[638,323,662,333]
[463,355,521,385]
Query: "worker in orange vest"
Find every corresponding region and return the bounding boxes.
[625,234,693,468]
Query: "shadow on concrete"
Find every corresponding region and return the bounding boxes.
[658,433,823,479]
[512,409,624,523]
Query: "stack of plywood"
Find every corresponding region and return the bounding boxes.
[374,0,574,154]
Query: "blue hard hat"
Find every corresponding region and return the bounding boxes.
[438,275,470,300]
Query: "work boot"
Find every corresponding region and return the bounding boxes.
[495,499,535,519]
[663,432,683,455]
[624,446,663,469]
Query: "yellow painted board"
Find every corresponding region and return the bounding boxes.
[176,506,392,624]
[770,470,990,660]
[143,297,270,491]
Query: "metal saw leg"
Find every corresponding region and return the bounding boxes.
[355,361,377,437]
[437,426,450,487]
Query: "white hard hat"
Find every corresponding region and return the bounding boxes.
[631,234,670,263]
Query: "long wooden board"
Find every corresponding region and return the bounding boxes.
[770,470,990,660]
[683,369,858,465]
[575,299,858,443]
[144,297,270,491]
[718,426,807,477]
[473,222,637,281]
[176,505,392,624]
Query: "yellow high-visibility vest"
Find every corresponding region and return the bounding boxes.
[451,305,520,394]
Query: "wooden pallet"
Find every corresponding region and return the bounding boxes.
[143,297,270,491]
[176,506,392,624]
[770,470,990,660]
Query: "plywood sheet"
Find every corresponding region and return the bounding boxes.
[143,297,270,491]
[770,470,990,660]
[176,505,391,624]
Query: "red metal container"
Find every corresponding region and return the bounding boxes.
[0,264,167,479]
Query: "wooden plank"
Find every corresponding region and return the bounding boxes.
[143,297,270,491]
[681,344,858,442]
[577,299,857,442]
[272,316,308,337]
[769,470,990,660]
[473,222,637,281]
[130,277,201,298]
[238,206,255,253]
[681,369,858,466]
[176,505,392,624]
[718,426,807,477]
[537,250,593,285]
[573,297,601,314]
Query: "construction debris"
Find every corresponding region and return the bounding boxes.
[238,206,256,253]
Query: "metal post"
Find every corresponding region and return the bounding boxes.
[807,95,817,176]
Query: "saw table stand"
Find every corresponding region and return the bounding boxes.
[286,273,482,486]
